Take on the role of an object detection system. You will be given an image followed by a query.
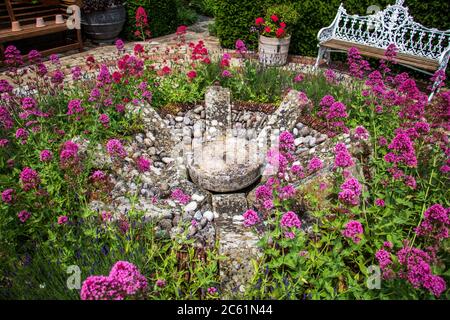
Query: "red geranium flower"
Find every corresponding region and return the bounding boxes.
[276,28,285,38]
[255,17,264,25]
[271,15,279,22]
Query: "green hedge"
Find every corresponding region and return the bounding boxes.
[124,0,180,40]
[215,0,450,56]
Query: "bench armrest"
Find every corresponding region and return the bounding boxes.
[317,3,344,43]
[438,46,450,70]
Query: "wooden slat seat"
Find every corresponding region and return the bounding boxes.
[0,0,83,62]
[321,39,440,72]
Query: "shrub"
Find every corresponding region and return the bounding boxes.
[124,0,179,39]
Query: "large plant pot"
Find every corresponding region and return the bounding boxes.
[258,35,291,66]
[81,5,126,44]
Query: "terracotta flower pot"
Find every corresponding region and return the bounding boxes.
[258,34,291,66]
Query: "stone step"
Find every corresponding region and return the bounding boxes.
[212,194,261,298]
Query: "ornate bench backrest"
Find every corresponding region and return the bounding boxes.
[320,0,450,61]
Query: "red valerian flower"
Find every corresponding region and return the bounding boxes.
[161,66,171,75]
[176,25,187,35]
[270,15,279,22]
[280,21,286,28]
[264,26,271,33]
[187,70,197,79]
[134,44,144,54]
[112,71,122,83]
[255,17,264,25]
[135,6,148,27]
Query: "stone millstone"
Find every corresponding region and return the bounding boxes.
[213,194,261,298]
[186,136,263,193]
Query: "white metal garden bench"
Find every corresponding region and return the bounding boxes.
[314,0,450,101]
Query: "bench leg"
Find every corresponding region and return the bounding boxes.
[77,28,83,53]
[314,46,324,69]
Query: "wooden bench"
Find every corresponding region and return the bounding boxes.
[0,0,83,61]
[315,0,450,101]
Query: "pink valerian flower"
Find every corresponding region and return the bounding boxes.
[19,167,40,191]
[136,156,151,173]
[60,141,79,167]
[263,199,274,210]
[0,106,14,130]
[15,128,29,144]
[207,287,218,295]
[279,131,295,152]
[222,70,232,78]
[279,184,296,200]
[347,47,371,79]
[0,79,13,93]
[440,165,450,173]
[290,164,305,178]
[176,25,187,35]
[18,210,31,223]
[115,39,125,51]
[171,189,190,205]
[235,39,247,54]
[21,97,37,111]
[1,189,14,203]
[293,74,304,83]
[58,216,68,225]
[403,175,417,189]
[71,66,82,81]
[51,70,64,85]
[396,246,446,297]
[97,64,112,86]
[375,249,392,269]
[67,99,84,116]
[384,131,417,168]
[415,204,449,241]
[40,150,53,162]
[117,54,144,77]
[99,114,110,127]
[81,261,147,300]
[375,198,385,207]
[156,279,166,288]
[4,45,24,67]
[338,177,362,206]
[429,69,446,90]
[106,139,127,159]
[255,184,273,202]
[101,211,112,222]
[353,126,369,140]
[243,209,260,227]
[28,50,41,63]
[266,148,289,174]
[342,220,364,244]
[307,157,323,172]
[0,139,9,147]
[378,136,388,146]
[324,69,337,83]
[334,143,354,168]
[49,54,60,65]
[280,211,301,229]
[91,170,107,182]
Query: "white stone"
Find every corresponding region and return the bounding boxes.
[192,194,205,202]
[184,201,198,212]
[203,211,214,222]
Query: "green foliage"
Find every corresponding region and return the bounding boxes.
[189,0,218,17]
[124,0,179,39]
[177,0,199,26]
[214,0,450,56]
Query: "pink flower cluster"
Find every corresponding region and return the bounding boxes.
[60,141,79,168]
[342,220,364,244]
[171,189,190,205]
[18,210,31,223]
[2,188,13,203]
[338,177,362,206]
[415,204,449,241]
[280,211,301,239]
[40,150,53,162]
[307,157,323,172]
[384,131,417,168]
[106,139,127,159]
[137,156,151,172]
[397,246,446,297]
[347,47,371,79]
[243,209,260,227]
[67,99,84,116]
[19,167,40,191]
[334,143,354,168]
[81,261,147,300]
[353,126,369,140]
